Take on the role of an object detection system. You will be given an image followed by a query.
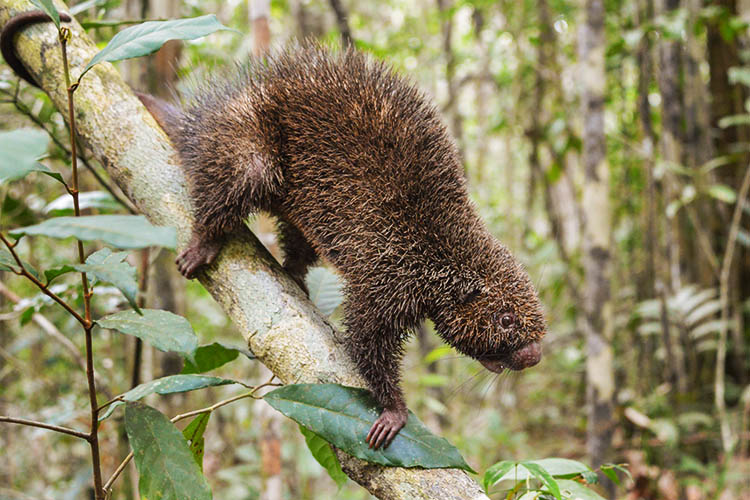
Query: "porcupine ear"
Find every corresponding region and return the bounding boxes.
[135,91,181,139]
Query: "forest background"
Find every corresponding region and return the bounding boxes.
[1,0,749,498]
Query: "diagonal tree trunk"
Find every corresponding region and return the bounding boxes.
[0,2,488,498]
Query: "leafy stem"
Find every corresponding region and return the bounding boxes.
[103,374,279,494]
[59,25,104,500]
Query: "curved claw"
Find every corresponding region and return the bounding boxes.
[366,407,407,450]
[175,236,223,279]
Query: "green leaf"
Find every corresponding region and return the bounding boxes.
[482,460,516,492]
[74,248,140,312]
[600,465,619,485]
[101,374,237,420]
[11,215,177,249]
[81,15,233,80]
[0,249,39,278]
[305,266,344,316]
[299,425,347,488]
[29,0,61,28]
[97,309,197,358]
[708,184,737,204]
[555,479,606,500]
[601,463,632,483]
[43,264,76,284]
[0,129,50,183]
[182,412,210,471]
[45,191,120,215]
[423,345,455,364]
[718,114,750,128]
[181,342,255,374]
[125,402,212,500]
[521,461,562,500]
[524,458,593,479]
[263,383,474,472]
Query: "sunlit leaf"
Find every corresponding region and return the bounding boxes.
[81,15,234,79]
[11,215,177,249]
[125,402,212,500]
[305,266,344,316]
[0,129,50,183]
[97,309,197,357]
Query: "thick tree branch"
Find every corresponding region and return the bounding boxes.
[0,2,487,498]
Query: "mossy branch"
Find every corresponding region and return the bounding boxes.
[0,2,488,498]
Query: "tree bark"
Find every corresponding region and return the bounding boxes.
[0,2,488,498]
[579,0,615,493]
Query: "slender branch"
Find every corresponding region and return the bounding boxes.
[60,27,104,500]
[103,375,278,494]
[0,232,88,326]
[0,416,89,439]
[716,163,750,452]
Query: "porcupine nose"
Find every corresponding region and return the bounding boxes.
[510,341,542,369]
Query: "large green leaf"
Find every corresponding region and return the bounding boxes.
[305,267,344,316]
[81,15,233,79]
[125,402,212,500]
[11,215,177,249]
[182,412,211,471]
[100,374,237,420]
[74,248,140,312]
[97,309,197,357]
[45,191,120,215]
[299,425,347,488]
[264,384,473,471]
[181,342,255,374]
[0,129,50,183]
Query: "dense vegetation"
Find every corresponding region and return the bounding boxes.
[1,0,749,498]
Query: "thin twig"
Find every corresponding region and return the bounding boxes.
[103,375,279,494]
[60,26,104,500]
[0,416,89,439]
[0,232,87,326]
[716,163,750,452]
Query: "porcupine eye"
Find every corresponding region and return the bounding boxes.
[500,312,515,328]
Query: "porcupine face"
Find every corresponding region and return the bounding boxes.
[431,240,547,373]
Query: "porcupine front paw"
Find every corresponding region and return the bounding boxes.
[366,405,408,450]
[176,234,224,278]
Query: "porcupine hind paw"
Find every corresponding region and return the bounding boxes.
[176,233,224,278]
[366,406,408,450]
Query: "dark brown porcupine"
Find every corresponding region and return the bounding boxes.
[142,43,547,449]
